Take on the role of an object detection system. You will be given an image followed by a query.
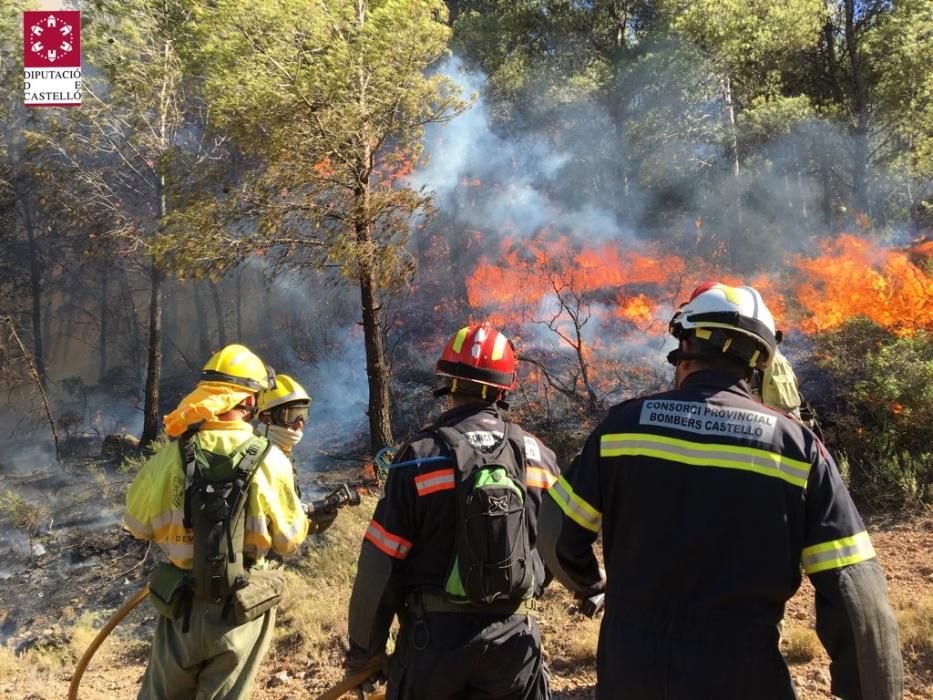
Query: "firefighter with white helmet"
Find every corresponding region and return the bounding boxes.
[124,344,310,699]
[538,283,903,699]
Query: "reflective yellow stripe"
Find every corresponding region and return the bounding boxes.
[272,516,309,551]
[122,513,153,539]
[491,332,507,361]
[150,538,193,569]
[600,433,811,488]
[802,531,875,574]
[548,475,601,532]
[451,327,470,353]
[246,514,270,537]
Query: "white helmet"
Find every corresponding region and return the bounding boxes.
[669,283,777,369]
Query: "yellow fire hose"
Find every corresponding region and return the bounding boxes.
[313,655,386,700]
[68,585,150,700]
[70,585,384,700]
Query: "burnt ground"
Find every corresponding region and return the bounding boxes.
[0,507,930,700]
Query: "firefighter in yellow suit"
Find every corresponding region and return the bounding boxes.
[124,344,310,700]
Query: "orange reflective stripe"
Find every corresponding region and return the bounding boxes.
[526,466,557,489]
[414,468,455,496]
[365,520,413,559]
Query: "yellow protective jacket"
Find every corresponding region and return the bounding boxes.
[759,349,802,415]
[124,421,309,569]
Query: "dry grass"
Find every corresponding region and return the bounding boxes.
[0,644,16,682]
[536,586,600,672]
[897,592,933,653]
[69,611,113,664]
[560,615,600,665]
[274,493,377,662]
[782,625,821,663]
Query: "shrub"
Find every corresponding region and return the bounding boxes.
[897,592,933,653]
[782,626,820,663]
[808,320,933,509]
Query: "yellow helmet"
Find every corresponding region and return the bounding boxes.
[200,344,274,392]
[258,374,311,413]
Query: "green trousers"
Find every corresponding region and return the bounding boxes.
[137,597,276,700]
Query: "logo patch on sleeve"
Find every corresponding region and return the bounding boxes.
[523,436,541,462]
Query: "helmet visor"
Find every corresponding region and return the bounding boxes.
[273,404,309,427]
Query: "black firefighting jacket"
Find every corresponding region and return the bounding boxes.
[538,369,903,700]
[348,403,559,655]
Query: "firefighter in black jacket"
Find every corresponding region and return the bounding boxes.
[347,322,557,700]
[538,283,903,700]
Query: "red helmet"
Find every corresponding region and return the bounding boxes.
[436,322,516,393]
[689,281,719,300]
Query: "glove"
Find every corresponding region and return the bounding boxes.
[304,503,337,534]
[578,591,605,618]
[575,568,607,617]
[345,641,388,682]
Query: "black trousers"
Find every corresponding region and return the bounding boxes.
[387,611,550,700]
[596,620,798,700]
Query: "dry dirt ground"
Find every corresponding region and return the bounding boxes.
[0,508,930,700]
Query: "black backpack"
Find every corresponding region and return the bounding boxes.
[436,423,534,605]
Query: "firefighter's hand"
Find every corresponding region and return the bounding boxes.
[574,567,606,617]
[304,505,337,534]
[578,591,605,618]
[345,642,388,681]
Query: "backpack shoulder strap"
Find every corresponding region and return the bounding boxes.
[234,436,272,482]
[180,429,199,529]
[494,422,523,463]
[433,425,480,477]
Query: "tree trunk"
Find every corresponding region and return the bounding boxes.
[208,279,227,346]
[140,260,163,446]
[99,263,109,381]
[844,0,870,214]
[721,73,743,230]
[235,269,243,340]
[722,74,741,179]
[193,280,211,358]
[354,0,392,452]
[141,158,167,445]
[358,258,394,452]
[19,197,46,389]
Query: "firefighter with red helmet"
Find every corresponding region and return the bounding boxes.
[347,322,557,699]
[538,284,903,699]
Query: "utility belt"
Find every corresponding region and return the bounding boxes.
[148,562,284,630]
[403,592,535,652]
[413,592,536,616]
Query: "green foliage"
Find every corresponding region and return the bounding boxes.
[0,488,47,532]
[663,0,826,96]
[740,95,815,147]
[811,319,933,508]
[162,0,467,288]
[119,435,169,473]
[867,0,933,182]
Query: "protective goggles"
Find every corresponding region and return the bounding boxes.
[271,404,310,427]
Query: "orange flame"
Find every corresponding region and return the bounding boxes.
[790,235,933,335]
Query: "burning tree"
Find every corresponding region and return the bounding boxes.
[158,0,466,451]
[467,234,695,416]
